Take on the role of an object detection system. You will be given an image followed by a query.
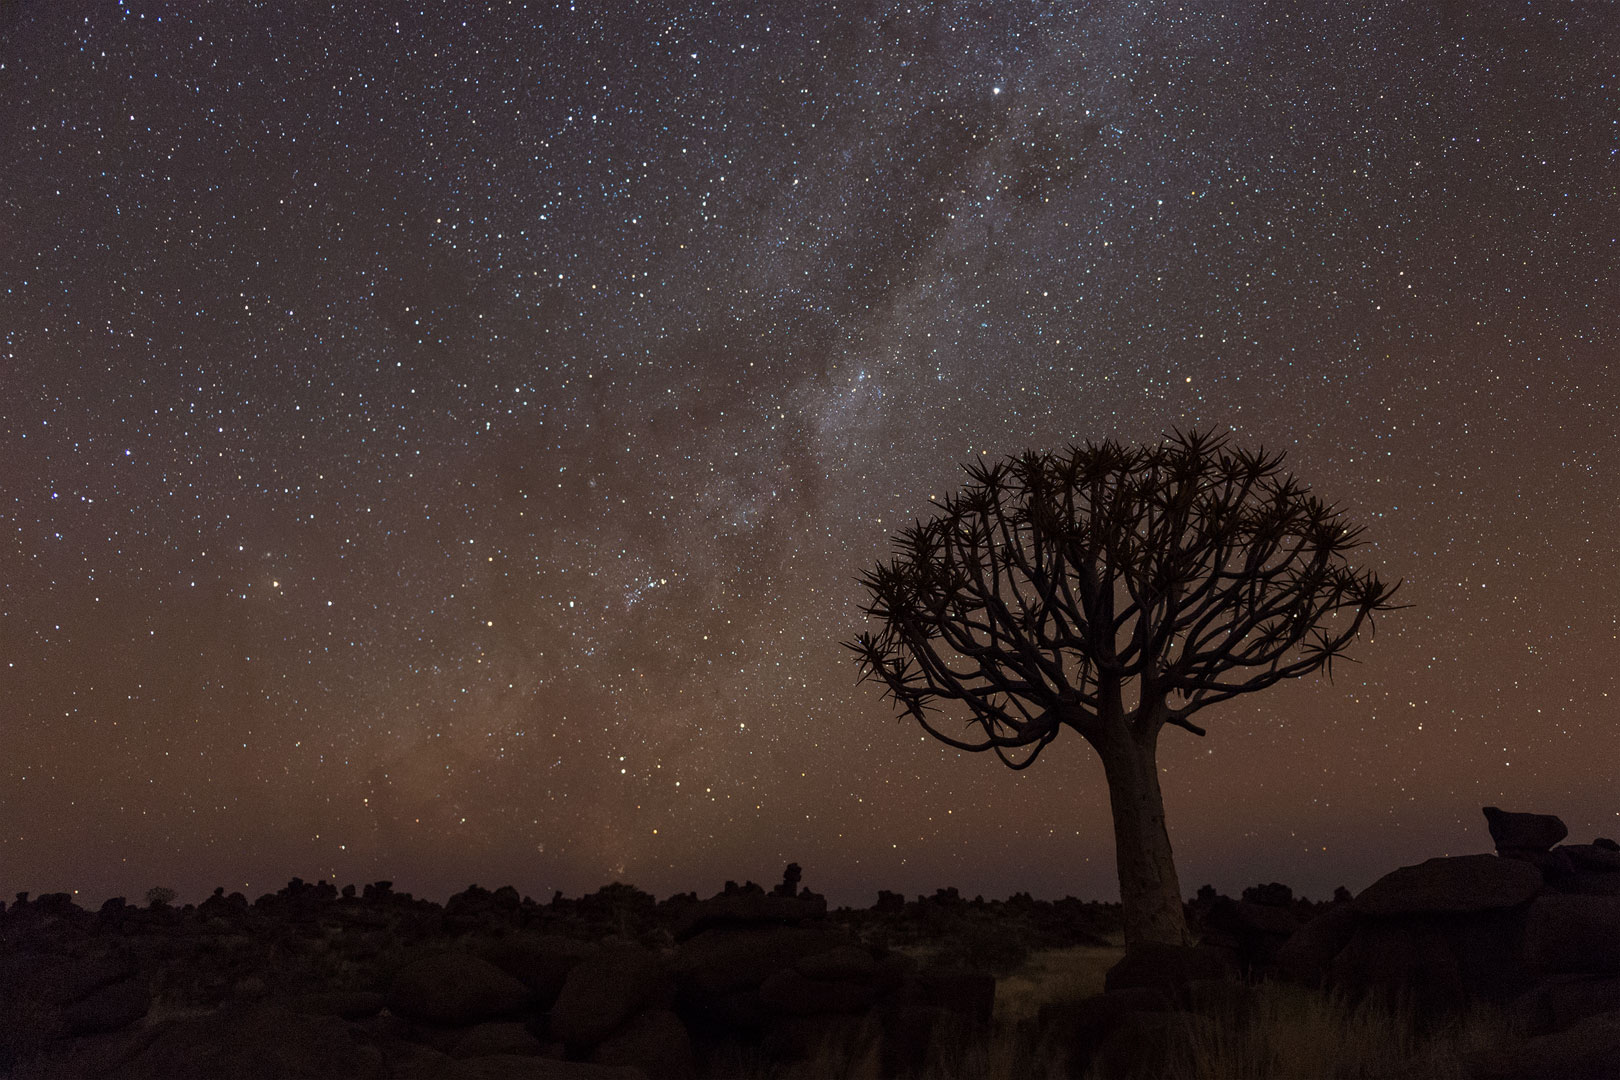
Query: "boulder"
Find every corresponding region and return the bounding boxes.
[285,990,386,1019]
[795,944,877,981]
[62,976,151,1034]
[1471,1009,1620,1080]
[1331,906,1530,1007]
[757,969,876,1015]
[1524,895,1620,974]
[1560,845,1620,874]
[588,1008,693,1080]
[1103,943,1235,994]
[668,925,854,994]
[895,969,997,1024]
[1091,1010,1212,1080]
[479,935,598,1010]
[761,1013,875,1061]
[1201,898,1300,975]
[550,945,667,1048]
[439,1058,649,1080]
[1508,974,1620,1037]
[92,1004,386,1080]
[1483,807,1569,853]
[1562,872,1620,897]
[671,893,828,939]
[1501,846,1576,879]
[1275,904,1360,986]
[451,1021,546,1059]
[1352,854,1542,915]
[389,952,534,1026]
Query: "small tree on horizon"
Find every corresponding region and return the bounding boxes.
[846,429,1402,947]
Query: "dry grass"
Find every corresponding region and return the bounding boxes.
[1154,983,1510,1080]
[995,943,1126,1024]
[736,946,1514,1080]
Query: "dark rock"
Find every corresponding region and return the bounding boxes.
[1353,854,1542,915]
[1035,990,1179,1077]
[1525,895,1620,974]
[670,893,827,939]
[1561,872,1620,897]
[389,952,534,1026]
[63,976,151,1034]
[588,1008,693,1080]
[452,1021,546,1058]
[1559,844,1620,874]
[286,990,386,1019]
[1501,846,1577,879]
[795,944,876,981]
[879,1004,950,1076]
[1471,1009,1620,1080]
[1331,907,1531,1008]
[440,1057,649,1079]
[668,925,854,994]
[1484,807,1569,853]
[896,969,996,1024]
[1508,974,1620,1037]
[1202,898,1299,975]
[675,984,769,1033]
[1276,903,1360,986]
[1595,838,1619,853]
[1104,943,1235,994]
[1091,1010,1212,1080]
[771,863,803,899]
[761,1014,876,1062]
[479,935,598,1010]
[1240,882,1294,907]
[550,945,667,1048]
[94,1004,386,1079]
[758,969,876,1015]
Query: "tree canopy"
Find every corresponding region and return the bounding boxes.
[847,429,1403,765]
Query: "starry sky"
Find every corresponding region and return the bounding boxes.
[3,1,1617,910]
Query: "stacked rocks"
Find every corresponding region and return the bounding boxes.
[1270,807,1620,1080]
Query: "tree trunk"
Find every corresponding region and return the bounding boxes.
[1101,732,1192,947]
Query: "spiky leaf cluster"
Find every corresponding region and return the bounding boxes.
[846,430,1402,768]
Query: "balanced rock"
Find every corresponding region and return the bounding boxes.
[1353,854,1542,915]
[389,951,533,1026]
[1484,807,1569,853]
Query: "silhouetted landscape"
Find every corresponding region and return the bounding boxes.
[4,806,1617,1079]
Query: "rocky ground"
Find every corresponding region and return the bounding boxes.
[1,807,1616,1079]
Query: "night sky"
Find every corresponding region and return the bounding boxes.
[4,2,1617,911]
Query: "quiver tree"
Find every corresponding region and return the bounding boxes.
[846,430,1402,946]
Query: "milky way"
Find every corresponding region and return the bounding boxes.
[4,2,1617,908]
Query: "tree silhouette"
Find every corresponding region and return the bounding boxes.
[847,430,1402,946]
